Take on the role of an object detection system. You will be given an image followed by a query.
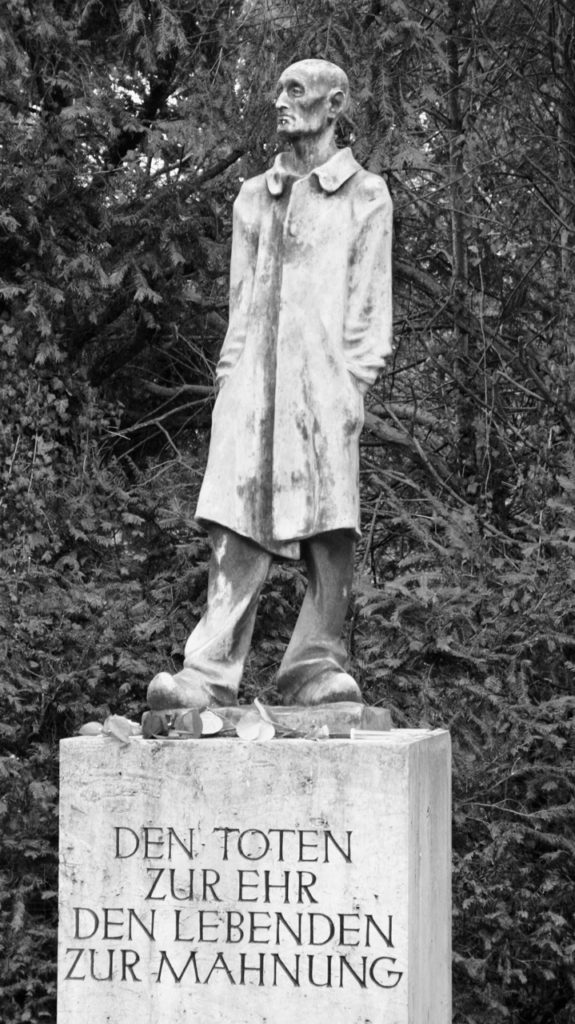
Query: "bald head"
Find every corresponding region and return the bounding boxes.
[280,59,350,112]
[275,59,350,142]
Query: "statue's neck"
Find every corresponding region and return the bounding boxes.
[283,132,338,177]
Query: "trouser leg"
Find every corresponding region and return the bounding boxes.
[276,530,361,705]
[183,525,272,689]
[147,525,272,709]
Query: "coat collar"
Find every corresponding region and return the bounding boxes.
[265,147,361,196]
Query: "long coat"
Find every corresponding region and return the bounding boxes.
[195,147,393,559]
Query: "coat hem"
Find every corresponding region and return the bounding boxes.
[195,514,360,561]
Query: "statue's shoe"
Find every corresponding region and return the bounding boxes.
[283,671,362,707]
[147,669,237,711]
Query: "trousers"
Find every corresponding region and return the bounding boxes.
[182,524,355,704]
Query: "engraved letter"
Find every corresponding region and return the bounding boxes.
[145,868,166,901]
[369,956,403,989]
[156,950,200,983]
[73,907,99,940]
[114,827,139,859]
[213,826,239,860]
[64,948,86,981]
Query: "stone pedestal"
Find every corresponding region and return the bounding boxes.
[58,729,451,1024]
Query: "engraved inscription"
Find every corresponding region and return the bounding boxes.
[62,824,404,990]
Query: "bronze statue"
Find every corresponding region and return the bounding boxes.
[148,59,393,710]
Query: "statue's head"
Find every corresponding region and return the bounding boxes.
[275,59,349,140]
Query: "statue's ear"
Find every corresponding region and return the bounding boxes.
[328,88,346,121]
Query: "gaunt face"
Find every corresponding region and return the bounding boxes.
[275,60,345,139]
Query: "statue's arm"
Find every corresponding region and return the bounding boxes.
[343,179,393,394]
[215,186,259,388]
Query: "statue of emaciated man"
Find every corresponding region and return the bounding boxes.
[148,58,393,710]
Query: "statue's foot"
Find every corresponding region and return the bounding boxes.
[282,671,362,707]
[147,669,238,711]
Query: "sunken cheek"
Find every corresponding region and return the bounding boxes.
[291,97,324,119]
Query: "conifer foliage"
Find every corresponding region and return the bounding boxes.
[1,2,574,1022]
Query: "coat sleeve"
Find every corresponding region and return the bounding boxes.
[215,183,259,388]
[343,177,393,393]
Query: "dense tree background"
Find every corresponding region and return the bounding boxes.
[1,1,574,1020]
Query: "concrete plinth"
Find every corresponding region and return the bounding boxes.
[58,730,451,1024]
